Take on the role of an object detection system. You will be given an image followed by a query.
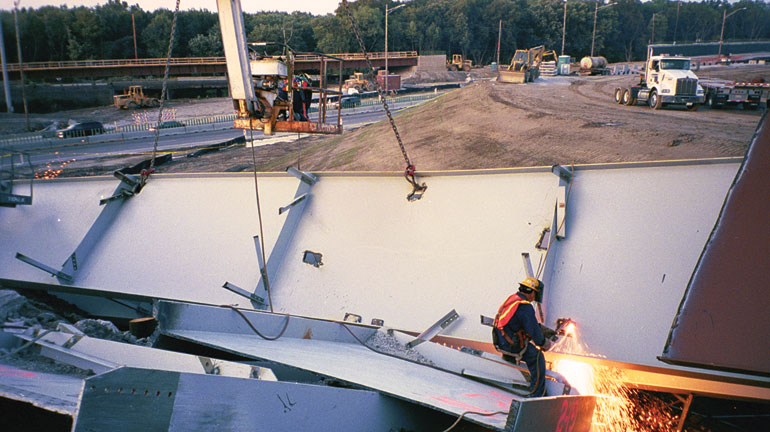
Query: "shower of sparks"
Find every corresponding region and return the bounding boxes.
[35,156,77,180]
[551,326,678,431]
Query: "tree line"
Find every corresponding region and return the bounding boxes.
[2,0,768,70]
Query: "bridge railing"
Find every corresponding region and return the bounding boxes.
[6,57,227,71]
[7,52,420,71]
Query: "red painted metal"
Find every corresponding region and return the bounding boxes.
[660,111,770,377]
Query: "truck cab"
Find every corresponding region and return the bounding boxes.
[615,53,705,110]
[644,56,704,109]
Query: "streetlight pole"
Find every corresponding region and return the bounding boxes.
[591,1,615,58]
[719,7,747,57]
[385,2,406,94]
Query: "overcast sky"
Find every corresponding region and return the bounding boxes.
[9,1,341,15]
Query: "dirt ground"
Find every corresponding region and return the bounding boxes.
[5,64,768,176]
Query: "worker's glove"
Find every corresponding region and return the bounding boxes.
[540,324,557,340]
[541,339,553,352]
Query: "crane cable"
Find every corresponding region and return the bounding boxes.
[141,0,182,188]
[249,127,274,313]
[340,0,426,201]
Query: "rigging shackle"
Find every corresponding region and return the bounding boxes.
[404,164,427,202]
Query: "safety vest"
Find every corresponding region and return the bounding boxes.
[494,293,530,330]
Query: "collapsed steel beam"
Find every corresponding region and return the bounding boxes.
[156,300,596,431]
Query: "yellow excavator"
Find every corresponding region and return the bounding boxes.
[498,45,557,84]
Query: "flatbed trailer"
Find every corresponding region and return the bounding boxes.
[700,79,766,110]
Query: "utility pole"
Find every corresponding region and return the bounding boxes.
[561,0,567,56]
[592,2,616,57]
[591,2,598,57]
[719,7,747,57]
[0,19,14,113]
[673,0,680,44]
[496,19,502,66]
[132,13,138,59]
[13,0,29,131]
[384,2,407,94]
[385,3,389,94]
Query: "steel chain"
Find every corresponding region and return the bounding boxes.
[143,0,181,186]
[340,0,426,200]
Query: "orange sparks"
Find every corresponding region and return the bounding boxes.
[552,326,677,431]
[35,158,76,180]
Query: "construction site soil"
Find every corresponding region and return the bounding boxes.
[6,65,769,176]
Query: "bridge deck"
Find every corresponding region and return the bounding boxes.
[6,52,419,79]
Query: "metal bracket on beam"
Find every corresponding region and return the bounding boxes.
[15,172,143,285]
[250,171,317,307]
[286,167,317,186]
[550,165,572,240]
[222,281,265,306]
[521,252,534,279]
[406,309,460,349]
[480,315,495,327]
[99,171,141,205]
[551,164,573,183]
[15,253,74,283]
[279,193,307,215]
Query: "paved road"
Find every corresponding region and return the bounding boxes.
[21,98,424,167]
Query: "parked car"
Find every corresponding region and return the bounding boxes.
[328,94,362,109]
[149,120,185,131]
[57,121,105,138]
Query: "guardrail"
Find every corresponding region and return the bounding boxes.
[6,52,420,71]
[0,91,441,152]
[0,113,237,151]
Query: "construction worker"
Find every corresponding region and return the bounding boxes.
[277,75,311,121]
[492,277,552,397]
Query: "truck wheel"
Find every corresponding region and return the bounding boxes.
[150,99,160,107]
[649,91,663,110]
[622,89,634,106]
[614,87,623,104]
[126,101,138,109]
[462,64,471,72]
[449,65,458,72]
[686,103,698,112]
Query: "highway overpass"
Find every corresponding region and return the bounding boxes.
[5,52,419,80]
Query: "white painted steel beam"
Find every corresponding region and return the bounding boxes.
[3,161,768,400]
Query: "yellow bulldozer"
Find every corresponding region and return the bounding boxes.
[498,45,557,84]
[113,85,160,109]
[447,54,472,72]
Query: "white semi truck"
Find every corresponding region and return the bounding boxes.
[614,48,705,111]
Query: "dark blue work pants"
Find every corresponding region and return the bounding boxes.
[522,343,546,397]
